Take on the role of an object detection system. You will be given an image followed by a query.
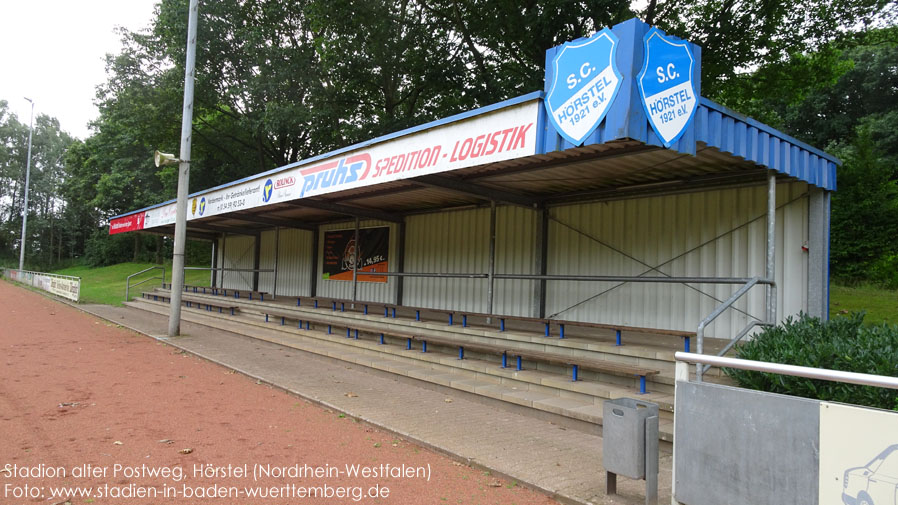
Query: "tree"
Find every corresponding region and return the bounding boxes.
[829,128,898,281]
[71,0,896,273]
[725,28,898,282]
[0,100,75,268]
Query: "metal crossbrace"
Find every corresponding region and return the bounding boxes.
[546,192,808,320]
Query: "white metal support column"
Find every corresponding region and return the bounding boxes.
[486,201,497,315]
[210,238,217,287]
[533,207,549,318]
[807,187,829,319]
[310,227,319,297]
[272,227,280,298]
[766,171,777,325]
[220,234,227,289]
[395,219,406,306]
[823,191,831,318]
[252,232,261,292]
[351,217,359,303]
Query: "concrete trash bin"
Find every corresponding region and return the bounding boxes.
[602,398,659,505]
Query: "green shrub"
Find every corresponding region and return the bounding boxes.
[726,313,898,410]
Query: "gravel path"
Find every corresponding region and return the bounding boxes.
[0,279,558,505]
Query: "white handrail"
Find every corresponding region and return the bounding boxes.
[676,352,898,390]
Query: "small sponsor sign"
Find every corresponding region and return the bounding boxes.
[819,401,898,505]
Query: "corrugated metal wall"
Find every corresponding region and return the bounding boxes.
[274,228,314,297]
[218,234,255,291]
[494,206,539,316]
[404,208,491,312]
[545,181,808,337]
[316,220,397,303]
[218,180,809,339]
[404,206,538,316]
[257,230,277,294]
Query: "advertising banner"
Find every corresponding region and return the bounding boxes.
[117,100,538,234]
[109,212,146,234]
[322,227,389,283]
[48,276,81,301]
[3,269,80,302]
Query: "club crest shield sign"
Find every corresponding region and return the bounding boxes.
[545,28,622,146]
[637,28,697,147]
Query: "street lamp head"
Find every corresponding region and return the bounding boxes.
[23,97,32,104]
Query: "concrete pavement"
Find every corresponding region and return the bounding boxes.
[76,301,673,505]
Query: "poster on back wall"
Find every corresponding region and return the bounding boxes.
[322,227,389,283]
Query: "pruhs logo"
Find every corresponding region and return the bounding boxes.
[300,154,371,197]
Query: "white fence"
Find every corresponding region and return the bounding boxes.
[3,268,81,302]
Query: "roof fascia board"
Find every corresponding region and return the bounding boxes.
[699,98,841,165]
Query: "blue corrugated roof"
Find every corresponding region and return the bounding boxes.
[696,98,838,190]
[537,93,839,191]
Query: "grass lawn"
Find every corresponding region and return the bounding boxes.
[830,284,898,326]
[52,262,212,306]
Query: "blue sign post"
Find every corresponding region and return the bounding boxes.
[544,28,623,146]
[637,28,698,147]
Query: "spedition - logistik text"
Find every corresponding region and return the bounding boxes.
[371,122,532,179]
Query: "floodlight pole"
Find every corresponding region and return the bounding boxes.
[168,0,200,337]
[18,98,34,271]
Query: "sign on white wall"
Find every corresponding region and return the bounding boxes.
[820,401,898,505]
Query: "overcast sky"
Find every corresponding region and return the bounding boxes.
[0,0,158,140]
